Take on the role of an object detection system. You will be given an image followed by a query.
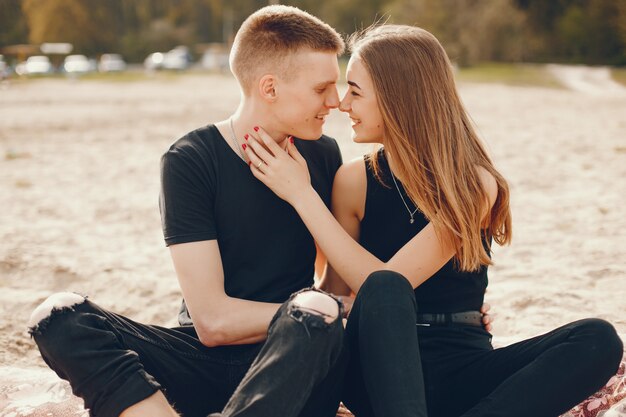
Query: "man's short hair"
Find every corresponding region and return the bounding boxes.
[230,5,345,95]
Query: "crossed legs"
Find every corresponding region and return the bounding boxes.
[28,289,344,417]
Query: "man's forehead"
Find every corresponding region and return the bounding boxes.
[314,78,338,87]
[292,48,339,63]
[292,50,339,79]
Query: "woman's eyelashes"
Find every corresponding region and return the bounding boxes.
[348,86,361,97]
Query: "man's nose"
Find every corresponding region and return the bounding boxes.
[326,89,340,109]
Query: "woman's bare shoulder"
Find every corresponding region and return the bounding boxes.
[332,157,367,218]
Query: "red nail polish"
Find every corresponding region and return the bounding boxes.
[244,134,249,140]
[253,126,259,132]
[289,136,294,144]
[248,161,251,166]
[242,144,247,150]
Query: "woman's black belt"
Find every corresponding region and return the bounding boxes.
[416,311,483,327]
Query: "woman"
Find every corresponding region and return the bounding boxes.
[243,25,623,417]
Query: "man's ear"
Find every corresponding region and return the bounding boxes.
[258,74,278,102]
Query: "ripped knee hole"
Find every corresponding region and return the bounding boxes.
[28,292,86,329]
[291,291,339,324]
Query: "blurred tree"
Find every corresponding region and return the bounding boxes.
[228,0,277,38]
[0,0,29,47]
[514,0,626,64]
[619,1,626,53]
[555,5,588,60]
[580,0,625,64]
[513,0,569,33]
[311,0,391,36]
[115,0,181,60]
[385,0,527,65]
[4,0,624,65]
[22,0,123,55]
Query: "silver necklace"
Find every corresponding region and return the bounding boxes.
[229,117,246,161]
[390,171,419,224]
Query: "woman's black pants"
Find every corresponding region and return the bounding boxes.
[343,271,623,417]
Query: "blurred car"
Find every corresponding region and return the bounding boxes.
[144,47,191,71]
[162,46,191,70]
[63,54,95,74]
[0,55,7,79]
[18,55,53,75]
[144,52,164,71]
[200,49,229,71]
[99,54,126,72]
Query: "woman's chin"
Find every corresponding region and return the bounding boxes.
[351,133,369,144]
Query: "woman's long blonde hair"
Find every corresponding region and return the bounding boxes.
[351,25,512,271]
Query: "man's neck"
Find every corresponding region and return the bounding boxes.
[230,103,289,150]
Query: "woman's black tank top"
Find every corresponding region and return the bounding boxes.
[359,148,488,313]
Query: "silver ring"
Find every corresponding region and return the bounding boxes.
[256,161,263,169]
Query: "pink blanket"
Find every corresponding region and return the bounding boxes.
[563,354,626,417]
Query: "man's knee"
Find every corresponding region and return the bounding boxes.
[28,292,86,330]
[292,291,339,324]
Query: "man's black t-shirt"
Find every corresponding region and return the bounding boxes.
[160,125,342,325]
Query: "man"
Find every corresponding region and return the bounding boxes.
[29,6,346,417]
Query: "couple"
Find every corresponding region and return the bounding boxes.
[28,5,622,417]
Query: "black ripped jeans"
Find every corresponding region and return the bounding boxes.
[30,289,347,417]
[343,271,623,417]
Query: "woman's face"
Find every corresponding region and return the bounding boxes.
[339,56,385,144]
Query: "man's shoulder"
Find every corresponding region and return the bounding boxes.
[164,124,220,158]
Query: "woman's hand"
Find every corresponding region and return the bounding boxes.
[243,127,312,204]
[336,403,354,416]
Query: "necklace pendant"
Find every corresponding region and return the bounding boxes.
[410,217,414,224]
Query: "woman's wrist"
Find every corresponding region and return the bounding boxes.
[291,186,319,213]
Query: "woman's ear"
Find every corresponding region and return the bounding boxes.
[258,74,278,102]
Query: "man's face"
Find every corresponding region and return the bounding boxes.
[271,51,340,140]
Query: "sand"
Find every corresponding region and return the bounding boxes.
[0,71,624,414]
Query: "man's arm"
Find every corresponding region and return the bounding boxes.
[169,240,280,347]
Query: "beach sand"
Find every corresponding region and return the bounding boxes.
[0,73,624,414]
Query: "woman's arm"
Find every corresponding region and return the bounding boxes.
[292,186,453,292]
[244,129,497,293]
[317,159,366,296]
